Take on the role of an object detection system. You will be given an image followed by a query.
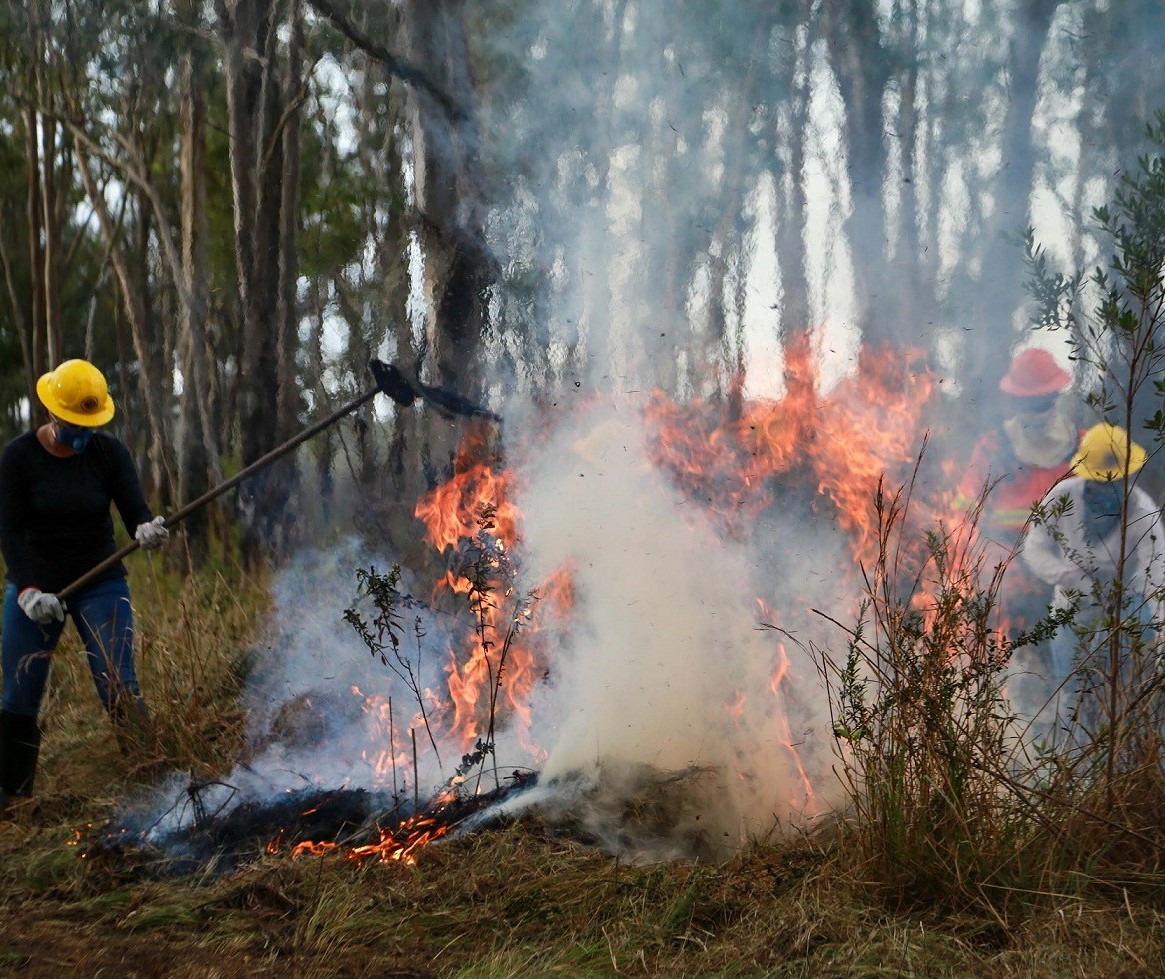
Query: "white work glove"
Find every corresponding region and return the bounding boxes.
[135,516,169,551]
[17,588,65,625]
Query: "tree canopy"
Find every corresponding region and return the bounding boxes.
[2,0,1163,558]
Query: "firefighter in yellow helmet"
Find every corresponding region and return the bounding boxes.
[1022,422,1165,736]
[0,360,170,814]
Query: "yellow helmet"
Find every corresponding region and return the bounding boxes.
[1072,422,1147,481]
[36,359,116,427]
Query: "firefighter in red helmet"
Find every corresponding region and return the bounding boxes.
[955,347,1078,644]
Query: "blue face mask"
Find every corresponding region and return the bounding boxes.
[53,420,95,453]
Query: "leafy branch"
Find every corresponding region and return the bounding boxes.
[343,564,442,767]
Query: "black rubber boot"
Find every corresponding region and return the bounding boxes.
[0,710,42,813]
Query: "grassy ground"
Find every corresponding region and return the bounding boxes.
[1,552,1164,977]
[3,807,1164,977]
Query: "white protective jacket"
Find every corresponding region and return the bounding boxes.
[1022,476,1165,620]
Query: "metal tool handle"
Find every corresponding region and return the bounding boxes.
[58,386,380,600]
[56,358,499,601]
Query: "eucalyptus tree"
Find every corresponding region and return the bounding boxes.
[0,13,36,431]
[818,0,893,342]
[213,0,314,558]
[299,0,503,566]
[964,0,1065,405]
[0,123,34,435]
[1,0,1162,565]
[174,0,221,555]
[0,0,144,446]
[1,0,73,410]
[53,0,194,499]
[394,0,499,530]
[470,0,818,404]
[1061,0,1165,470]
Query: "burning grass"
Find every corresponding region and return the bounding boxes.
[802,458,1165,928]
[4,803,1165,976]
[0,536,1164,975]
[4,357,1165,973]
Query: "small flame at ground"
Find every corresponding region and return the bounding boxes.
[283,810,454,866]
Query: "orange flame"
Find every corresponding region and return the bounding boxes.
[807,341,935,567]
[646,330,938,564]
[415,465,520,552]
[413,431,569,759]
[645,331,945,815]
[760,601,818,812]
[283,796,460,866]
[414,429,520,552]
[279,329,958,862]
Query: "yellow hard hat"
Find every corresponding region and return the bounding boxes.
[36,359,116,427]
[1072,422,1147,481]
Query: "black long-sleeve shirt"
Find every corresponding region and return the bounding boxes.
[0,430,153,593]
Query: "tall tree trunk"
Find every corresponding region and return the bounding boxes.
[24,3,63,379]
[276,0,303,447]
[776,24,811,341]
[23,103,46,407]
[38,102,62,365]
[960,0,1062,419]
[216,0,289,562]
[890,0,929,326]
[820,0,892,345]
[177,6,221,560]
[402,0,492,485]
[265,0,304,552]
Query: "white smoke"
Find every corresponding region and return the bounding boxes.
[506,398,850,855]
[137,539,544,841]
[135,395,856,860]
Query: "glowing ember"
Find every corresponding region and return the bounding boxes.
[262,786,523,867]
[283,811,453,865]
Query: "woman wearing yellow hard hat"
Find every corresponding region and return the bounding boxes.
[1022,422,1165,741]
[0,359,170,814]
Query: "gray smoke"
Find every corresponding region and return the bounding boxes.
[510,400,849,854]
[137,0,1086,857]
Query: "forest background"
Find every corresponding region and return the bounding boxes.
[3,2,1165,975]
[4,0,1164,557]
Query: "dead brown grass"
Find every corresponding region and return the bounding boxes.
[1,810,1164,978]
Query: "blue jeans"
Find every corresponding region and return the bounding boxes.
[2,579,140,718]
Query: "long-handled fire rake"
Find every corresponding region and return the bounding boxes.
[58,360,500,601]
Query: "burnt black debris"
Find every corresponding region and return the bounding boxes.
[87,772,537,877]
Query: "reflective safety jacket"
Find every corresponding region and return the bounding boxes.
[955,429,1074,547]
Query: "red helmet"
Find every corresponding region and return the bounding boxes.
[998,348,1070,397]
